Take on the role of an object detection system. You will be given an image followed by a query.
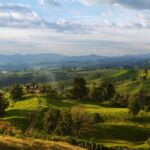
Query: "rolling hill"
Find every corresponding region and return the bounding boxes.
[1,53,150,70]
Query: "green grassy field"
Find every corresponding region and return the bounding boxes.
[0,94,150,149]
[1,69,150,149]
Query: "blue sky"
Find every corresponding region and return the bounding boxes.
[0,0,150,56]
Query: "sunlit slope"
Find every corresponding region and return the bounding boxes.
[1,95,150,149]
[0,135,85,150]
[87,69,150,95]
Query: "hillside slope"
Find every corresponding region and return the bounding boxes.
[0,136,86,150]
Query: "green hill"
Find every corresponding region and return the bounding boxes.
[1,69,150,149]
[0,94,150,149]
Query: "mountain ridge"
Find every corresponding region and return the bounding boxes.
[0,53,150,70]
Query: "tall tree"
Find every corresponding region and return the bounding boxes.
[10,85,24,101]
[72,77,88,99]
[128,95,140,117]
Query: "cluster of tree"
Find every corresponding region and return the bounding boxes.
[43,108,103,136]
[89,81,115,101]
[9,84,58,102]
[6,77,116,104]
[128,92,150,117]
[71,77,115,102]
[10,84,24,101]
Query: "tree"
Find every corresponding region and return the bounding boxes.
[89,81,115,101]
[10,85,24,101]
[100,81,115,100]
[128,96,140,117]
[0,93,9,115]
[72,77,88,99]
[106,83,116,100]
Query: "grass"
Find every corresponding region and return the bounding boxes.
[0,135,85,150]
[1,69,150,149]
[1,95,150,149]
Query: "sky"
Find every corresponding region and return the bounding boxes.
[0,0,150,56]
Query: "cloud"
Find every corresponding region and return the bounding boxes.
[0,3,89,33]
[0,3,31,12]
[0,3,46,28]
[38,0,61,7]
[1,27,150,56]
[76,0,150,10]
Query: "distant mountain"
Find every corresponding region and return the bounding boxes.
[0,53,150,70]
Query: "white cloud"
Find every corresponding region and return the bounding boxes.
[38,0,61,7]
[0,26,150,56]
[76,0,150,10]
[0,1,150,56]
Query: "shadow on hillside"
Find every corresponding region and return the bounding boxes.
[46,98,79,108]
[4,109,33,130]
[84,124,150,142]
[0,142,20,150]
[131,116,150,124]
[18,95,35,102]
